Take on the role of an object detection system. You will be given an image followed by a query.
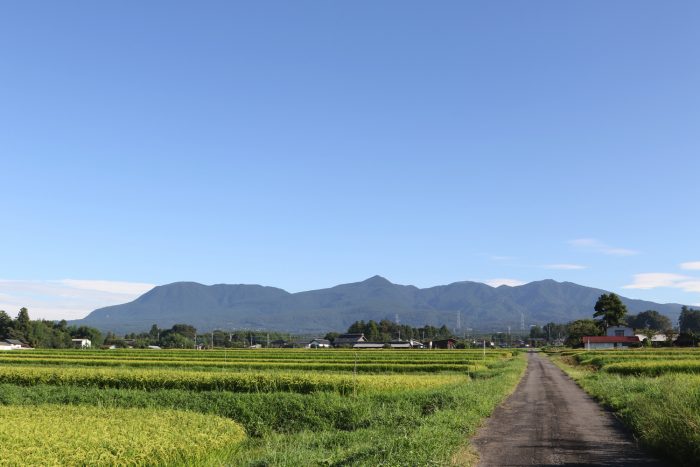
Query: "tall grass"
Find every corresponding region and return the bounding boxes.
[552,353,700,466]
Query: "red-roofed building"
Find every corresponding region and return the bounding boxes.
[582,335,640,350]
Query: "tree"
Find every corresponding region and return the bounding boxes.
[565,319,601,347]
[679,306,700,333]
[593,293,627,330]
[149,324,161,341]
[0,310,13,337]
[160,332,194,349]
[543,322,567,343]
[626,310,672,331]
[14,307,31,340]
[529,325,545,339]
[170,324,196,340]
[323,332,339,343]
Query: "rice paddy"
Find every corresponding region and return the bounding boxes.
[0,348,525,465]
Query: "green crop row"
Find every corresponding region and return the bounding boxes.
[0,364,470,394]
[7,348,512,361]
[602,360,700,376]
[0,356,488,373]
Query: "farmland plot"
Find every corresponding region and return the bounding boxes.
[550,348,700,466]
[0,348,525,466]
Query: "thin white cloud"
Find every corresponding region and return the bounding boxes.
[568,238,639,256]
[623,273,700,293]
[543,263,587,270]
[680,261,700,270]
[0,279,155,321]
[484,278,526,287]
[676,281,700,293]
[59,279,155,295]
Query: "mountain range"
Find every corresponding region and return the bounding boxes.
[69,276,685,335]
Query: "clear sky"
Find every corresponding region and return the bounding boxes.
[1,1,699,320]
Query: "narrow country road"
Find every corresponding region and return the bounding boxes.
[472,352,669,466]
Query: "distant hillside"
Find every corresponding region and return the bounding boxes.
[70,276,685,334]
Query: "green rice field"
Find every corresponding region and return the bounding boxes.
[550,348,700,466]
[0,348,526,466]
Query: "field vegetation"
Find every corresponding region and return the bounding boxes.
[0,405,245,465]
[0,348,525,465]
[550,348,700,466]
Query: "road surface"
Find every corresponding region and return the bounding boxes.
[472,351,668,466]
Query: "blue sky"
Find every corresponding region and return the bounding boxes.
[1,1,699,320]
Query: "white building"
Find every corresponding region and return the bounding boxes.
[307,338,331,348]
[71,338,91,349]
[606,326,635,337]
[0,339,26,350]
[635,333,673,344]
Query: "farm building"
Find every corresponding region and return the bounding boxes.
[333,333,367,347]
[429,338,456,349]
[582,335,640,350]
[0,340,19,350]
[634,333,673,344]
[606,326,635,337]
[353,342,385,349]
[71,338,92,349]
[352,340,423,349]
[0,339,32,350]
[307,338,331,348]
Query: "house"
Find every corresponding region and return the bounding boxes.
[429,338,456,349]
[353,342,386,349]
[351,340,422,349]
[333,333,367,347]
[606,326,635,337]
[2,339,32,350]
[582,335,640,350]
[308,338,331,348]
[408,339,424,349]
[579,326,640,349]
[634,332,675,344]
[71,338,92,349]
[0,340,20,350]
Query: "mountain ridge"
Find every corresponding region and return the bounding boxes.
[70,277,685,334]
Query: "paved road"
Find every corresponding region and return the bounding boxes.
[472,352,669,466]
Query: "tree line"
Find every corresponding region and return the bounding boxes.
[530,294,700,347]
[0,308,103,348]
[336,319,453,342]
[113,324,297,349]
